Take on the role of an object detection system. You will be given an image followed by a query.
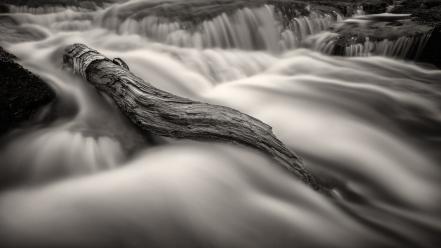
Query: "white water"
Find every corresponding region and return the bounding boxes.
[1,1,441,248]
[7,5,93,14]
[8,2,342,52]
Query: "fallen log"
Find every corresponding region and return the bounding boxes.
[63,43,326,193]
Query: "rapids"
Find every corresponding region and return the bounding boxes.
[1,1,441,248]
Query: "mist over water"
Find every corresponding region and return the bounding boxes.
[1,1,441,247]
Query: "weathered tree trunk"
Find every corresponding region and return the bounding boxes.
[63,43,327,193]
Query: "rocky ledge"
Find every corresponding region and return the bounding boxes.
[0,47,55,135]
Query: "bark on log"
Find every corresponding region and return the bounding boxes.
[63,43,327,193]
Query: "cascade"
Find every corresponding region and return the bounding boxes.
[99,3,342,51]
[7,5,92,14]
[344,32,433,59]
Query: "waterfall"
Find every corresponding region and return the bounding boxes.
[5,2,342,52]
[3,1,434,60]
[1,2,441,247]
[303,25,434,60]
[99,3,342,52]
[9,2,433,60]
[302,31,340,55]
[7,5,96,14]
[7,9,97,32]
[1,32,441,246]
[344,32,433,59]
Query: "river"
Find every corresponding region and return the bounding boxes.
[0,1,440,247]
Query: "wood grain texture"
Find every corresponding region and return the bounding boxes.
[63,43,326,192]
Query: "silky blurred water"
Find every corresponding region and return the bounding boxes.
[1,1,441,248]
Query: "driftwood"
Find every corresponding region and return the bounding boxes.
[63,43,326,192]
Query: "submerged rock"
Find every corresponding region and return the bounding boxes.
[0,46,55,135]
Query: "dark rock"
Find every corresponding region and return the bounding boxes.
[392,0,441,25]
[0,4,9,13]
[332,17,432,42]
[419,25,441,67]
[0,46,55,135]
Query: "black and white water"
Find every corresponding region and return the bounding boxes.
[1,1,441,247]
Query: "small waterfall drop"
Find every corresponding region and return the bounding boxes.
[344,32,433,59]
[99,3,342,52]
[6,5,97,14]
[6,9,97,32]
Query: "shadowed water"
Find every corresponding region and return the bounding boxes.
[1,1,441,248]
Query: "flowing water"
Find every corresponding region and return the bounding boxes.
[1,1,441,247]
